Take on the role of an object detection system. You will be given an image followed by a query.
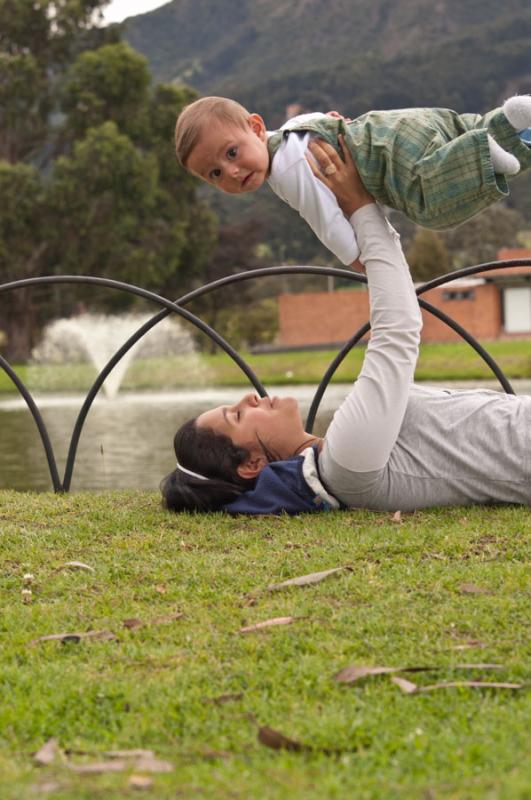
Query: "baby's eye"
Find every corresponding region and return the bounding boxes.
[227,146,238,160]
[209,168,221,180]
[236,410,241,421]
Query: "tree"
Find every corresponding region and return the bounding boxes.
[188,219,266,352]
[441,204,523,267]
[217,298,278,350]
[55,59,215,297]
[0,162,50,360]
[0,0,111,162]
[406,228,451,282]
[48,122,159,284]
[62,41,151,142]
[0,5,216,360]
[0,0,113,358]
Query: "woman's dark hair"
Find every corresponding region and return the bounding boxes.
[161,418,256,512]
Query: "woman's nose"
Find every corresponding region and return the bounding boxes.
[243,393,259,407]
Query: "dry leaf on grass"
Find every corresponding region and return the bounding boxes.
[34,738,59,766]
[68,760,127,774]
[391,676,419,694]
[458,582,490,595]
[29,630,117,646]
[196,748,232,760]
[268,566,351,591]
[335,663,503,684]
[448,640,487,650]
[334,665,433,684]
[392,677,522,693]
[238,616,299,634]
[431,681,522,691]
[104,749,154,759]
[123,618,143,630]
[55,561,95,573]
[207,693,244,705]
[151,612,184,626]
[34,781,62,794]
[122,612,183,630]
[257,726,344,755]
[129,775,153,790]
[134,756,173,773]
[257,726,310,753]
[392,510,402,523]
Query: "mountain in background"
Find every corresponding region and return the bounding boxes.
[125,0,531,124]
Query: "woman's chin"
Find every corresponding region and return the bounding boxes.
[270,395,295,409]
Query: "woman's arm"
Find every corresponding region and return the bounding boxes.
[309,140,422,473]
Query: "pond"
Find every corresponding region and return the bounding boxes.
[1,381,530,493]
[0,385,345,492]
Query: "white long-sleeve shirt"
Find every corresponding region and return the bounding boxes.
[319,204,531,511]
[267,113,360,264]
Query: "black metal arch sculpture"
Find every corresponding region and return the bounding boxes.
[1,258,530,492]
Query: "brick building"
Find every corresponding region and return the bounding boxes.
[277,249,531,347]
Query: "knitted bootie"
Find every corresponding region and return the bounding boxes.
[488,134,520,175]
[503,95,531,132]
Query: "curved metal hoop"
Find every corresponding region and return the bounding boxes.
[1,258,530,491]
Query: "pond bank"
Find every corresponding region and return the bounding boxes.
[1,339,530,395]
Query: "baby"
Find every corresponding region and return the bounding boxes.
[175,95,531,264]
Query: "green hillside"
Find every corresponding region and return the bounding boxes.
[125,0,531,123]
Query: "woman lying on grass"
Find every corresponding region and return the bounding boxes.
[162,139,531,515]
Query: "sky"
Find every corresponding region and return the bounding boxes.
[102,0,169,24]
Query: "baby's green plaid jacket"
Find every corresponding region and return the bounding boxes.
[267,106,531,230]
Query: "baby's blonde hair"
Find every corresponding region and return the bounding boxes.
[175,96,251,167]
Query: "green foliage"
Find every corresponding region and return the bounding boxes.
[441,204,524,267]
[216,298,279,350]
[0,161,47,277]
[0,0,111,160]
[406,229,451,282]
[0,1,215,356]
[62,42,151,140]
[0,494,530,798]
[0,161,50,360]
[49,122,160,282]
[0,51,47,161]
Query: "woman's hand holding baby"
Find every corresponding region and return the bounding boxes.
[307,135,373,217]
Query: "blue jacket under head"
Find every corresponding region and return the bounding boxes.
[223,447,341,516]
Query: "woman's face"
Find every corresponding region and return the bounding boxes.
[196,392,308,462]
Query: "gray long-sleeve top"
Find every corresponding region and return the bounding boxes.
[319,204,531,511]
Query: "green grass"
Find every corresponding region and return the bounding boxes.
[1,339,530,394]
[1,492,530,799]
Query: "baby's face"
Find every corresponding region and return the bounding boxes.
[186,115,270,194]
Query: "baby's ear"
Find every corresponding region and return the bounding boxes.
[248,113,266,139]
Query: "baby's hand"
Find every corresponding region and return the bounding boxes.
[326,110,352,123]
[307,135,373,217]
